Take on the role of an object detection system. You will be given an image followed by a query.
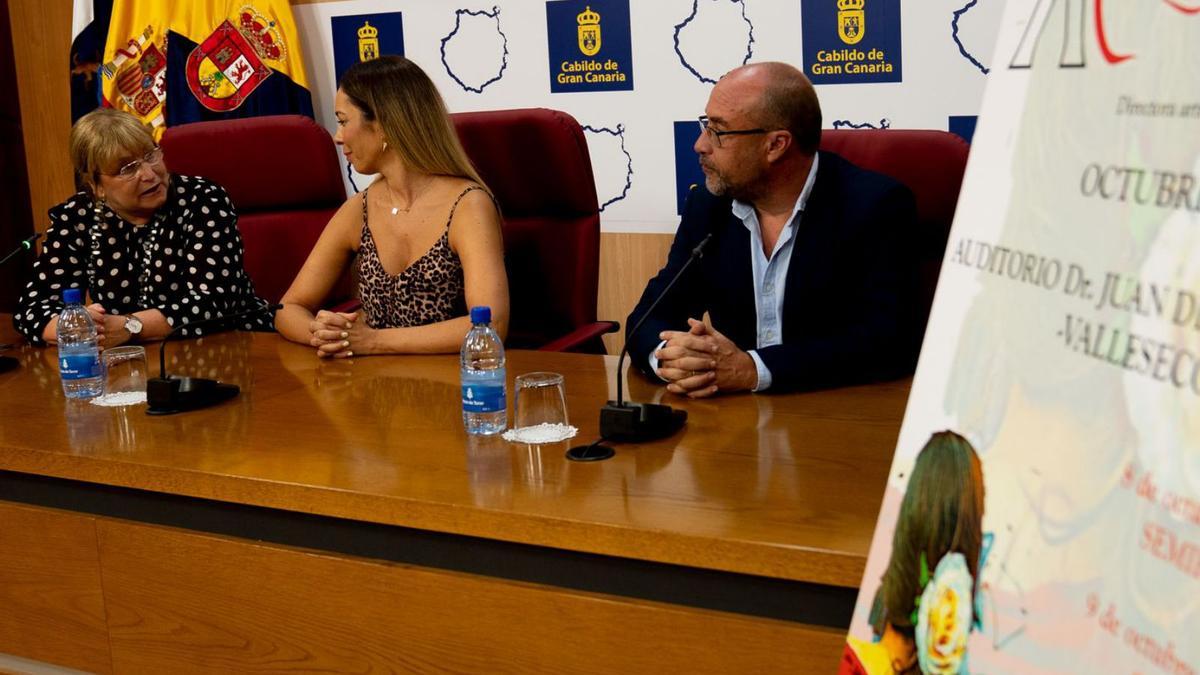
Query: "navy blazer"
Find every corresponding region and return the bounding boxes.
[626,151,919,392]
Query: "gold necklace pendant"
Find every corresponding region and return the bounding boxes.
[384,176,431,216]
[385,182,411,216]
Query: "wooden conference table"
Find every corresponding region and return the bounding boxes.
[0,326,909,673]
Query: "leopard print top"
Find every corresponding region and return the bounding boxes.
[355,185,480,329]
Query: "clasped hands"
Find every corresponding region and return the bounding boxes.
[654,318,758,398]
[81,303,133,349]
[308,309,371,358]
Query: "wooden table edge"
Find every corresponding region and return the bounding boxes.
[0,444,867,588]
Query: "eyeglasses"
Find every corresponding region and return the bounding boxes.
[698,115,767,148]
[106,147,164,181]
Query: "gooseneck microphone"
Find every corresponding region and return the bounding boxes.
[567,233,713,461]
[613,233,714,409]
[0,232,43,267]
[146,302,282,415]
[0,233,43,375]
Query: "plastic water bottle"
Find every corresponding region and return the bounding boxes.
[461,306,506,435]
[57,288,104,399]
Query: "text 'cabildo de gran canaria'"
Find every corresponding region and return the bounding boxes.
[557,59,627,84]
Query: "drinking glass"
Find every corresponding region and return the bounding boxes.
[95,345,147,406]
[509,372,572,443]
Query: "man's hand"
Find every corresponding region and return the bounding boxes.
[655,317,716,390]
[656,318,758,398]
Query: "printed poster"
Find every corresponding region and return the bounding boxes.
[845,1,1200,673]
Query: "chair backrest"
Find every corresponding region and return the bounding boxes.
[819,129,970,342]
[452,108,601,350]
[160,115,346,304]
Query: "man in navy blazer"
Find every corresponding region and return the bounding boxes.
[626,62,919,395]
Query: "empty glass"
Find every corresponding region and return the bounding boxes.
[93,345,148,407]
[508,372,574,444]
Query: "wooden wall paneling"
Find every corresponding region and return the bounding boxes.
[0,502,112,674]
[8,0,74,239]
[98,520,842,674]
[597,232,674,355]
[0,0,35,312]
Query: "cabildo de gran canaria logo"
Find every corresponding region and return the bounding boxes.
[330,12,405,85]
[546,0,634,93]
[357,21,380,62]
[838,0,864,45]
[801,0,901,85]
[578,5,601,56]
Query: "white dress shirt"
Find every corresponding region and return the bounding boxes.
[650,153,820,391]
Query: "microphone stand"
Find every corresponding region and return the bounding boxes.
[567,233,713,461]
[146,302,281,415]
[0,233,43,375]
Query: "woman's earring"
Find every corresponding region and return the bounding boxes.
[382,141,388,153]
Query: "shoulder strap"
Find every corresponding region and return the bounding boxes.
[443,185,487,231]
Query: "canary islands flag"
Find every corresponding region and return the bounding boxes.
[70,0,114,122]
[98,0,312,140]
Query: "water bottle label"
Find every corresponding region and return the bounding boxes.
[462,383,505,413]
[60,352,101,380]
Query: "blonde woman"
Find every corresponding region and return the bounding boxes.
[276,56,508,357]
[13,108,271,348]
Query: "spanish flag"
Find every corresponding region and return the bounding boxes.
[98,0,312,140]
[98,0,171,137]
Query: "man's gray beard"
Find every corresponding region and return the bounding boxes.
[706,172,757,202]
[704,173,728,197]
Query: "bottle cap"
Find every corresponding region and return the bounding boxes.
[470,306,491,324]
[63,288,82,304]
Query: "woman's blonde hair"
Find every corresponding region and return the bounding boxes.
[69,108,157,193]
[339,56,486,189]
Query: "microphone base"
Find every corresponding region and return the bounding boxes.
[599,401,687,443]
[146,376,239,415]
[0,356,18,375]
[565,443,616,462]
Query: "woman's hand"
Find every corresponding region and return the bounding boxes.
[40,303,117,345]
[84,305,135,345]
[84,303,108,329]
[309,310,367,358]
[97,312,132,350]
[82,303,132,349]
[85,303,111,344]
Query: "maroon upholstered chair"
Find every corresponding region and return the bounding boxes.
[452,108,617,353]
[819,129,970,345]
[160,115,347,305]
[162,110,615,351]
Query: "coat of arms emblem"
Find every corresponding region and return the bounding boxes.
[357,21,380,62]
[837,0,866,46]
[577,5,601,57]
[101,26,167,121]
[185,7,287,112]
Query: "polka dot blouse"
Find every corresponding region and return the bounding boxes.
[13,175,274,344]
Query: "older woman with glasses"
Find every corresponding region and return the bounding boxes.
[13,108,272,348]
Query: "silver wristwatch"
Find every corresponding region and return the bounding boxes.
[124,315,144,336]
